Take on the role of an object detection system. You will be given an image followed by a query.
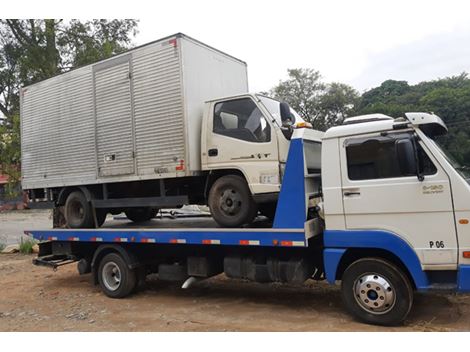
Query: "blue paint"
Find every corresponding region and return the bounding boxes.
[458,265,470,292]
[323,248,346,284]
[323,229,429,290]
[26,228,306,247]
[273,138,306,229]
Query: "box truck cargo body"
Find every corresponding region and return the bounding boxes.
[21,33,321,229]
[21,34,248,188]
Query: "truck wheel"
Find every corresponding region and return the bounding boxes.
[64,191,94,228]
[98,253,136,298]
[341,258,413,326]
[125,207,157,223]
[208,175,257,227]
[96,209,107,227]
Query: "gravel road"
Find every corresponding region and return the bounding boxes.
[1,210,470,331]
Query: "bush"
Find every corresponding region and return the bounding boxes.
[19,238,36,254]
[0,242,5,252]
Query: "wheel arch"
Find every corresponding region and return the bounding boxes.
[91,244,141,285]
[204,168,249,200]
[57,186,94,206]
[323,230,429,290]
[334,248,417,290]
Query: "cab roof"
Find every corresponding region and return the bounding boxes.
[323,112,447,140]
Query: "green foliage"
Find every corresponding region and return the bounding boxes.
[19,237,36,254]
[356,73,470,167]
[0,114,20,198]
[0,242,5,252]
[270,68,360,130]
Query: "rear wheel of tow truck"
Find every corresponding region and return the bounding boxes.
[98,253,137,298]
[125,207,157,223]
[64,191,94,228]
[208,175,257,227]
[341,258,413,326]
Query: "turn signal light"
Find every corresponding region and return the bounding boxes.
[295,122,313,129]
[459,219,469,225]
[463,252,470,259]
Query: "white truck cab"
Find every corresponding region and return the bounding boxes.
[322,112,470,324]
[200,93,322,226]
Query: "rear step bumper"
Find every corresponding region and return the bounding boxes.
[32,254,77,270]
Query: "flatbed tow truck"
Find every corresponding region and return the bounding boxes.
[27,112,470,326]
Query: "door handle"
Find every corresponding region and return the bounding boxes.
[343,188,361,197]
[344,191,361,196]
[208,148,218,157]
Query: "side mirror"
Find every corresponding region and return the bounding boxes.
[280,102,294,126]
[396,138,420,179]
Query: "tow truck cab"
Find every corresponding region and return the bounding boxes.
[321,112,470,324]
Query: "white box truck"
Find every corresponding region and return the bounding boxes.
[21,33,321,228]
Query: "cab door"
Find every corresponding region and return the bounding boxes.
[339,132,458,268]
[203,97,279,194]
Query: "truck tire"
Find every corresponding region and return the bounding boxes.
[96,209,107,227]
[125,207,157,223]
[341,258,413,326]
[208,175,257,227]
[98,253,137,298]
[64,191,94,228]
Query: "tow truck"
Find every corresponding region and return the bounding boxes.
[27,111,470,326]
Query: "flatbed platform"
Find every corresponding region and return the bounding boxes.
[26,215,308,248]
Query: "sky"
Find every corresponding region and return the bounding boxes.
[130,0,470,93]
[6,0,470,94]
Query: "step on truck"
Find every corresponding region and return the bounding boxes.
[21,33,312,229]
[28,112,470,326]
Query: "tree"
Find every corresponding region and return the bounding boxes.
[356,73,470,167]
[271,68,325,126]
[0,19,138,196]
[270,68,359,130]
[0,114,20,199]
[317,82,360,130]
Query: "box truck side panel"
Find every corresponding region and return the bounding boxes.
[181,37,248,172]
[94,55,136,177]
[132,41,186,178]
[21,66,97,189]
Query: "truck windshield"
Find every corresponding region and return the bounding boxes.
[429,138,470,183]
[257,95,305,127]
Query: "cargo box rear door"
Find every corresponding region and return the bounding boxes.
[94,55,136,177]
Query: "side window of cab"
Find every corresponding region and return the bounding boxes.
[213,98,271,143]
[345,135,437,180]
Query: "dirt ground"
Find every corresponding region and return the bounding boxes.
[0,253,469,331]
[1,209,470,331]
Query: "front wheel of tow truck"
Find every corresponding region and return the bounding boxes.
[98,253,137,298]
[341,258,413,326]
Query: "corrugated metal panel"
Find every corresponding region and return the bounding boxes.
[21,67,97,189]
[20,34,248,190]
[132,43,185,176]
[94,58,135,177]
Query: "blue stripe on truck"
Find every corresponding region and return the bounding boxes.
[323,229,429,290]
[458,265,470,292]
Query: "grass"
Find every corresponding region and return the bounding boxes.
[19,238,36,254]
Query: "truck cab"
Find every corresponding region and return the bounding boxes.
[321,112,470,324]
[199,93,322,227]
